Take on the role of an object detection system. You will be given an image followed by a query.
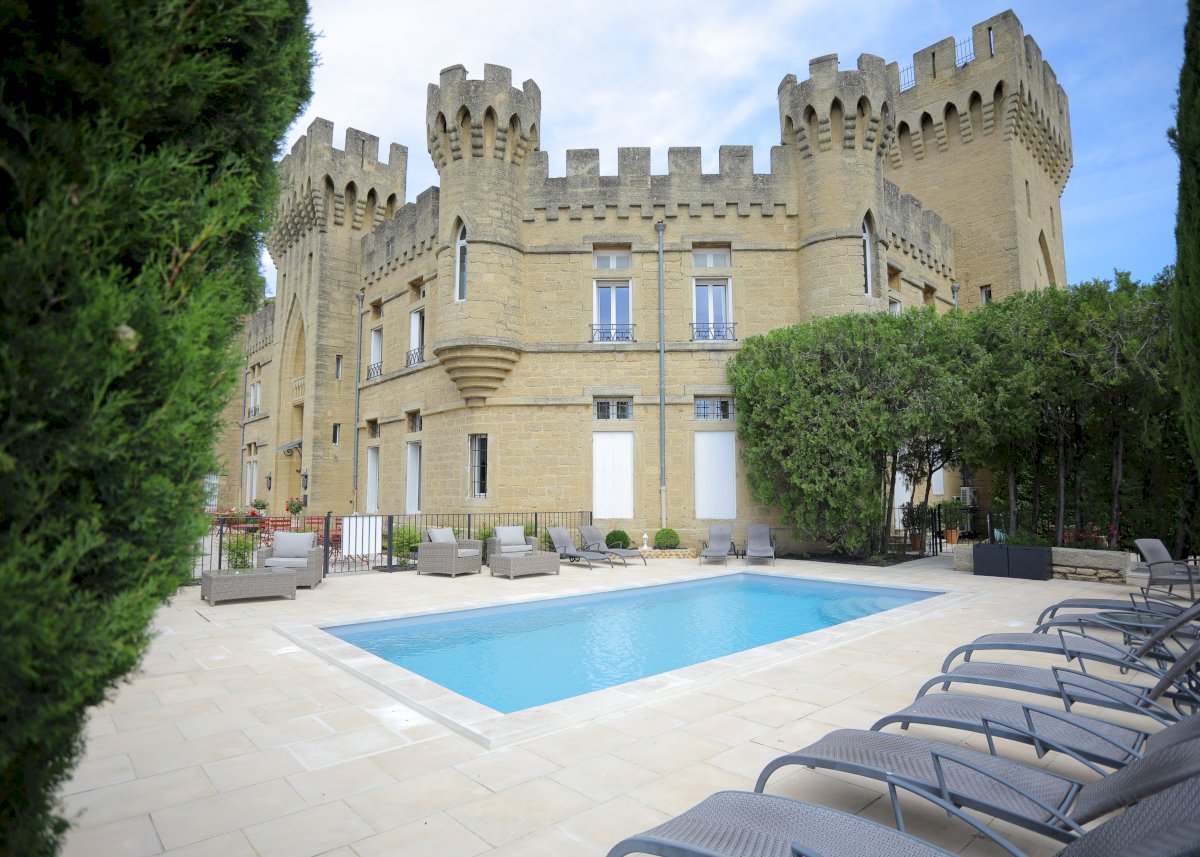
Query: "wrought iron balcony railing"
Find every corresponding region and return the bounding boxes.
[246,405,260,419]
[405,346,424,368]
[591,324,635,343]
[366,361,382,379]
[691,322,736,341]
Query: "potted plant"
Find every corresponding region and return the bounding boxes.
[285,496,304,526]
[941,499,964,545]
[900,501,925,551]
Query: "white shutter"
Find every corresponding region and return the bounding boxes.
[366,446,380,512]
[932,466,945,496]
[695,431,736,519]
[406,442,421,513]
[593,432,633,518]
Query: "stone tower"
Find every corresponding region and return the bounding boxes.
[425,64,541,406]
[884,10,1071,307]
[778,53,897,317]
[264,119,407,511]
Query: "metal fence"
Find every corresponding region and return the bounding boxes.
[194,510,593,578]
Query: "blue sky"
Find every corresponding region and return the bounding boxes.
[263,0,1185,293]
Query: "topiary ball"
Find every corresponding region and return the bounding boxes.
[605,529,631,549]
[654,528,680,549]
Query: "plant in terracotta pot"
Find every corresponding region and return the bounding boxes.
[941,499,964,544]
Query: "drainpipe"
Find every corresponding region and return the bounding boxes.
[352,290,364,513]
[656,221,667,530]
[237,355,248,506]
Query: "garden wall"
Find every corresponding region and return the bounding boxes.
[953,546,1131,584]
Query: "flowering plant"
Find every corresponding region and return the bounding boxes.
[285,496,304,515]
[251,497,268,511]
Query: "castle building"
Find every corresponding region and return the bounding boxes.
[215,10,1071,550]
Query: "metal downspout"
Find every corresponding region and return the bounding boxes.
[656,221,667,529]
[237,355,248,506]
[352,290,364,512]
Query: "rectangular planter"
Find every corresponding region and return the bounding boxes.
[1007,546,1052,580]
[973,543,1009,578]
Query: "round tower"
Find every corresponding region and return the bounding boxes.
[778,53,895,318]
[425,63,540,405]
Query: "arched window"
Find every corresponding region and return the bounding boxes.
[454,223,467,301]
[862,218,874,295]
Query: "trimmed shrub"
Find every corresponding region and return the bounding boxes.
[605,529,632,549]
[475,525,494,562]
[654,528,681,549]
[0,2,313,851]
[224,534,256,570]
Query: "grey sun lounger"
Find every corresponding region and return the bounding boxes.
[547,527,613,569]
[914,646,1200,722]
[608,774,1200,857]
[1037,593,1187,625]
[871,693,1200,770]
[699,523,734,565]
[744,524,775,565]
[942,599,1200,674]
[578,525,644,566]
[1136,537,1200,602]
[754,726,1200,844]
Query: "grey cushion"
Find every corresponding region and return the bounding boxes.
[273,531,315,558]
[428,528,457,544]
[264,556,309,569]
[495,526,526,546]
[500,544,532,554]
[457,548,481,558]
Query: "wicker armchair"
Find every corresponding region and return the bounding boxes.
[486,525,535,566]
[256,531,323,588]
[417,528,483,576]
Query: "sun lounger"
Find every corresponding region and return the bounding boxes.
[578,525,643,566]
[754,726,1200,844]
[744,524,775,565]
[1136,537,1200,601]
[699,523,734,565]
[547,526,613,569]
[1037,594,1185,625]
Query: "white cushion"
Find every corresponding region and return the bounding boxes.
[495,526,526,546]
[264,556,309,568]
[428,528,457,544]
[457,548,480,558]
[500,544,532,554]
[273,531,315,558]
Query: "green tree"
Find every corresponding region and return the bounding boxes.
[0,2,314,852]
[1172,0,1200,484]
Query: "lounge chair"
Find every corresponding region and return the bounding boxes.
[754,724,1200,844]
[1136,537,1200,602]
[870,692,1200,770]
[1037,593,1185,625]
[416,527,482,576]
[485,525,534,566]
[913,642,1200,721]
[607,772,1200,857]
[744,524,775,565]
[699,523,734,565]
[256,530,322,588]
[941,599,1200,675]
[578,525,643,566]
[547,527,612,569]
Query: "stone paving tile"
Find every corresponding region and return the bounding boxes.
[243,801,375,857]
[129,730,257,777]
[151,780,305,850]
[158,830,258,857]
[288,724,409,770]
[61,813,161,857]
[626,761,751,816]
[203,747,307,793]
[371,733,486,782]
[454,745,561,791]
[60,753,136,796]
[347,812,489,857]
[343,768,491,832]
[548,754,660,803]
[286,757,396,806]
[63,766,215,830]
[610,730,728,775]
[447,778,594,847]
[554,795,673,855]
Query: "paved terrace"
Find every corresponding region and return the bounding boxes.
[59,550,1152,856]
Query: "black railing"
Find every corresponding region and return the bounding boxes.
[366,361,382,379]
[194,510,593,578]
[899,64,915,91]
[691,322,736,341]
[405,346,424,367]
[246,405,260,418]
[591,324,635,343]
[955,36,975,66]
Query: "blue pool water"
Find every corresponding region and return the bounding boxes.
[325,573,939,713]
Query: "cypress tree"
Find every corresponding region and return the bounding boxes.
[0,2,313,852]
[1174,0,1200,480]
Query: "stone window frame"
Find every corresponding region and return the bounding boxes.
[454,223,468,302]
[469,433,488,498]
[694,396,734,421]
[594,398,632,421]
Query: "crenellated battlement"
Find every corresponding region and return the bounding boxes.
[519,144,797,222]
[777,53,897,160]
[886,10,1071,188]
[879,179,955,280]
[426,63,541,172]
[267,119,409,260]
[360,187,440,283]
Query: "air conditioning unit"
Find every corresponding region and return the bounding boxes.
[960,486,979,506]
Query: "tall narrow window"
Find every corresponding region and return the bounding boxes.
[1025,180,1031,217]
[454,224,468,301]
[693,281,733,340]
[469,434,488,497]
[862,218,874,295]
[334,354,343,379]
[594,281,632,342]
[366,446,380,512]
[331,423,341,445]
[368,328,382,379]
[980,285,993,305]
[406,442,422,513]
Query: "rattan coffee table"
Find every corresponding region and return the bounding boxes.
[489,550,561,579]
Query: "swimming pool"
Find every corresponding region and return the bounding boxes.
[324,573,938,713]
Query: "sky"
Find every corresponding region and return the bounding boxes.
[261,0,1186,294]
